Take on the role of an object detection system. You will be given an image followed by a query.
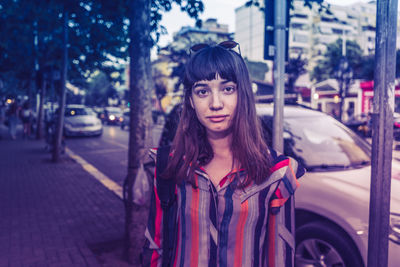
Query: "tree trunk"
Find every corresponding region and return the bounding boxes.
[52,10,68,163]
[36,75,46,139]
[124,0,153,264]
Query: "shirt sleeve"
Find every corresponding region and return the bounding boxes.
[269,157,305,213]
[142,150,164,267]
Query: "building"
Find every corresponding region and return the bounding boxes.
[235,4,266,62]
[235,1,400,119]
[171,18,232,47]
[235,1,400,73]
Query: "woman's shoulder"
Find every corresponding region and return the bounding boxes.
[268,148,305,179]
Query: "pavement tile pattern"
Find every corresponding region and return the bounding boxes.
[0,138,126,267]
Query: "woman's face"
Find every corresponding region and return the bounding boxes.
[190,74,238,138]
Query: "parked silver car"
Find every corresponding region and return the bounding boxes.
[256,104,400,267]
[120,109,130,130]
[64,105,103,137]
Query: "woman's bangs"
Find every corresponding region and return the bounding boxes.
[186,48,238,86]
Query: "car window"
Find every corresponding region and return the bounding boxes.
[107,109,122,114]
[262,115,371,170]
[65,108,94,116]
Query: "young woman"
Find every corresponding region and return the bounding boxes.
[142,41,305,267]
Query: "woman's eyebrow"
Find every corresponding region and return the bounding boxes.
[192,83,208,89]
[221,80,235,84]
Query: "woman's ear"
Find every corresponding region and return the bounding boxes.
[189,97,194,109]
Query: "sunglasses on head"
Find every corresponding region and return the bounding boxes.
[190,40,241,56]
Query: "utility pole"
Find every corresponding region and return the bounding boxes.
[368,0,398,266]
[272,0,287,153]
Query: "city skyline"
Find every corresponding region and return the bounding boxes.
[158,0,370,47]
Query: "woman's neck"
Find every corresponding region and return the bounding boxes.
[207,132,233,159]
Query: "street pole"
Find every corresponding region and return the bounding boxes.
[272,0,287,153]
[273,3,292,266]
[368,0,398,266]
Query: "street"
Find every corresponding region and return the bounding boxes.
[66,124,163,188]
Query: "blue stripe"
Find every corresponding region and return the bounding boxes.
[218,179,236,267]
[209,184,218,266]
[282,175,294,195]
[254,186,270,267]
[179,183,187,267]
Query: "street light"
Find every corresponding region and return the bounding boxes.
[334,56,353,121]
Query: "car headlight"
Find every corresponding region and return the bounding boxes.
[109,115,115,120]
[390,212,400,244]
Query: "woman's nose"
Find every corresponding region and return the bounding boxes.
[210,92,223,110]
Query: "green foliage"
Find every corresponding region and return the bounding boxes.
[349,50,400,81]
[0,0,204,98]
[311,38,363,82]
[286,54,307,93]
[244,58,269,81]
[359,54,375,80]
[246,0,330,13]
[85,71,116,106]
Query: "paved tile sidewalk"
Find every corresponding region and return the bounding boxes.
[0,135,126,266]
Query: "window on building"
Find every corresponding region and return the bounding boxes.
[332,28,343,34]
[293,13,308,19]
[291,23,307,30]
[293,33,308,43]
[321,16,334,22]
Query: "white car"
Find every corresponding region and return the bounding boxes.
[256,104,400,267]
[64,105,103,137]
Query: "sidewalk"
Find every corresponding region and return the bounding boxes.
[0,126,128,266]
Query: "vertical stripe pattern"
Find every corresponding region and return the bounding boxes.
[143,150,304,267]
[234,200,248,267]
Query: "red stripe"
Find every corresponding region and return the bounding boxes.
[234,200,249,267]
[270,159,289,173]
[275,187,283,199]
[190,174,200,267]
[219,175,229,187]
[268,214,277,267]
[219,168,244,187]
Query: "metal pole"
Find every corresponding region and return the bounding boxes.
[368,0,398,266]
[272,0,287,153]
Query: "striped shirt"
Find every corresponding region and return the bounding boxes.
[143,150,305,267]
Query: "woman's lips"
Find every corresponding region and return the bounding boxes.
[207,115,228,123]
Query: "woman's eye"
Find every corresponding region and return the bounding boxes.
[224,86,236,94]
[196,89,208,97]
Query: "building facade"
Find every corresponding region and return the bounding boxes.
[235,0,400,70]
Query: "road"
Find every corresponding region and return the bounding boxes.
[66,124,163,187]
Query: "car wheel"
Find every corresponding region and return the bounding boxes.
[295,221,364,267]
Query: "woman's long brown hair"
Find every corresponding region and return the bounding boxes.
[162,45,273,187]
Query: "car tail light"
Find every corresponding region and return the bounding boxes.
[394,122,400,128]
